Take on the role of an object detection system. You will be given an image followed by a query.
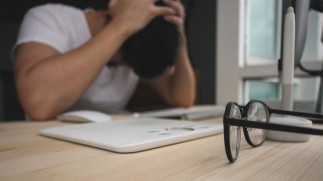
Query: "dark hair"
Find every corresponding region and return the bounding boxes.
[121,3,178,79]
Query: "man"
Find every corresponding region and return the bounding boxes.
[13,0,196,120]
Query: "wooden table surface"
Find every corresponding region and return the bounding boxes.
[0,116,322,181]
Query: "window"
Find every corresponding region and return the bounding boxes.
[216,0,322,112]
[246,0,280,65]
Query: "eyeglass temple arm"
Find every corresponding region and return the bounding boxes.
[269,109,323,122]
[226,118,323,136]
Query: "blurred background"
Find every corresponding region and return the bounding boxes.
[0,0,216,120]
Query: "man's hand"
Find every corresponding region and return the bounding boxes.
[162,0,186,44]
[108,0,176,37]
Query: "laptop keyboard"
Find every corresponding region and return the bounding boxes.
[133,106,225,120]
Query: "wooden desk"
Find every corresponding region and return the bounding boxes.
[0,116,322,181]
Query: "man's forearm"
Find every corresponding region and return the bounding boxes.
[15,21,130,120]
[169,41,196,107]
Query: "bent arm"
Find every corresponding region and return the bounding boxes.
[14,22,129,120]
[147,0,196,107]
[14,0,175,120]
[147,38,196,107]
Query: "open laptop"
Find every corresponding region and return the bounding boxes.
[132,106,225,120]
[107,106,225,120]
[40,118,223,153]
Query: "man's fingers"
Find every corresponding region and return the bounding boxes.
[164,15,181,25]
[162,0,184,17]
[153,6,176,16]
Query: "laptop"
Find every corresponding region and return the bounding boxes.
[40,118,223,153]
[132,106,225,120]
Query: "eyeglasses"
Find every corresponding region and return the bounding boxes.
[223,100,323,163]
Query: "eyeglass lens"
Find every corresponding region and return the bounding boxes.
[228,104,242,161]
[243,101,268,146]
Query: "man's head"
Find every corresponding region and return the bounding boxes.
[121,2,178,79]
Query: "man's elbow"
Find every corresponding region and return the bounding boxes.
[20,95,57,121]
[178,100,195,108]
[172,95,196,108]
[26,109,56,121]
[24,105,57,121]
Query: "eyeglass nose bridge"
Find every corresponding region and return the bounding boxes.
[241,117,253,131]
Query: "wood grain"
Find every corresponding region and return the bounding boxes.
[0,115,322,181]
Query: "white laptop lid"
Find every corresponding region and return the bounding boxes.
[40,118,223,153]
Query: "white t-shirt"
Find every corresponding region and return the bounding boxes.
[14,3,139,113]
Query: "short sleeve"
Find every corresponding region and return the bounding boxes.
[13,4,80,56]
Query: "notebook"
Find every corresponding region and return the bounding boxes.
[40,118,223,153]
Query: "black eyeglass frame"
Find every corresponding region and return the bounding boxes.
[223,100,323,163]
